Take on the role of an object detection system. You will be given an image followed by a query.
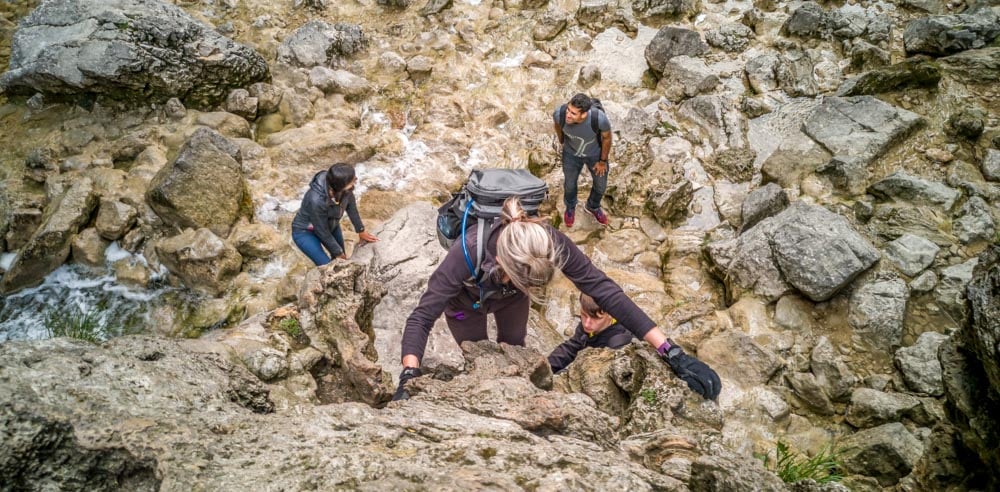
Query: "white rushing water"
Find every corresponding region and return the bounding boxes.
[0,245,186,343]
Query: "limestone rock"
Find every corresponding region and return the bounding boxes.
[740,182,787,233]
[146,127,250,237]
[225,89,258,120]
[659,56,719,102]
[867,170,958,209]
[1,179,98,294]
[953,196,996,244]
[248,82,282,114]
[803,97,923,172]
[895,331,948,396]
[631,0,699,18]
[155,227,243,296]
[745,52,780,94]
[836,57,941,96]
[935,258,978,323]
[938,47,1000,83]
[849,276,908,350]
[885,234,939,277]
[810,336,856,402]
[70,227,109,267]
[904,10,1000,56]
[786,372,835,415]
[308,67,372,99]
[705,23,753,52]
[967,247,1000,393]
[94,199,137,241]
[227,223,282,259]
[845,388,921,428]
[840,422,923,486]
[194,111,252,139]
[644,27,707,77]
[0,0,268,108]
[276,20,366,68]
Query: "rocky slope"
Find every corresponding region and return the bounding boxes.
[1,0,999,489]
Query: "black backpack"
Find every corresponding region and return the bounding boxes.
[436,169,548,308]
[557,97,606,136]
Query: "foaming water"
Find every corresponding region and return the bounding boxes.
[0,247,187,342]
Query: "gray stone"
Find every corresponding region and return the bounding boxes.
[577,65,601,89]
[677,95,747,149]
[164,97,186,119]
[903,10,1000,56]
[745,52,780,94]
[712,180,748,227]
[817,155,867,196]
[849,276,908,349]
[840,423,923,486]
[70,227,109,267]
[94,199,137,241]
[947,108,986,140]
[867,171,959,209]
[895,331,948,396]
[939,336,1000,476]
[803,97,923,171]
[155,227,243,296]
[248,82,282,114]
[811,336,856,402]
[0,179,98,294]
[909,270,937,292]
[947,160,1000,201]
[786,371,835,415]
[885,234,939,277]
[532,12,567,42]
[646,179,694,226]
[705,23,753,52]
[308,67,371,99]
[953,196,996,244]
[845,388,921,428]
[146,128,250,237]
[276,20,366,68]
[935,258,978,323]
[982,149,1000,182]
[377,51,407,74]
[644,27,708,77]
[225,89,258,120]
[836,57,941,97]
[740,182,787,233]
[277,91,314,127]
[228,223,282,259]
[698,332,785,386]
[776,48,818,97]
[774,295,816,331]
[419,0,452,16]
[406,55,434,82]
[659,56,719,102]
[967,246,1000,393]
[194,111,252,139]
[938,47,1000,83]
[631,0,699,18]
[0,0,268,108]
[244,346,289,382]
[784,2,828,38]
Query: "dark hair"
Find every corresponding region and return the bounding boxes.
[579,292,605,318]
[326,163,356,202]
[569,93,592,112]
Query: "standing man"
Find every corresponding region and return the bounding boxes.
[553,93,612,227]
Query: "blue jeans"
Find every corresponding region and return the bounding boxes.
[292,227,344,266]
[562,151,607,211]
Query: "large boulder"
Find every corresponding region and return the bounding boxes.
[903,10,1000,56]
[146,128,251,238]
[845,388,921,428]
[0,178,97,294]
[276,20,366,68]
[154,227,243,296]
[867,170,959,209]
[708,202,879,302]
[894,331,948,396]
[0,0,268,108]
[644,27,708,77]
[884,233,939,277]
[840,423,923,486]
[802,96,923,171]
[939,47,1000,83]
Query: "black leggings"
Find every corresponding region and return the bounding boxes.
[443,294,531,347]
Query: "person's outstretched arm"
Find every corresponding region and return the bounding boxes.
[547,324,587,374]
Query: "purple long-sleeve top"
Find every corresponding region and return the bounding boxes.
[401,223,656,362]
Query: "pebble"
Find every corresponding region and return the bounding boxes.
[925,148,953,163]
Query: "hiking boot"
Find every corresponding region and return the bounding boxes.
[564,208,575,228]
[586,206,609,225]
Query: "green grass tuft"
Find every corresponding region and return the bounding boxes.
[279,317,302,338]
[45,307,103,343]
[639,388,658,405]
[758,440,844,484]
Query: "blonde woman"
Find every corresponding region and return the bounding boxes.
[393,197,720,400]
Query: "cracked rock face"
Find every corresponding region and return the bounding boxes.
[0,0,269,108]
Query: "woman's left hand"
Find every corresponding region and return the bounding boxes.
[359,231,379,243]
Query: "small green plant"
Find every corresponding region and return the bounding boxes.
[639,388,658,405]
[759,440,843,484]
[279,317,302,338]
[45,307,103,343]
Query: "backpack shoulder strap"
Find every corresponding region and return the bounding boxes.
[590,107,601,135]
[558,104,567,130]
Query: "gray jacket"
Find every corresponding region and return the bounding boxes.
[291,170,364,257]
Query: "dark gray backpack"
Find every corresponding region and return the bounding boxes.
[436,169,548,304]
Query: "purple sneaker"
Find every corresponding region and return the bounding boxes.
[586,206,609,226]
[564,208,575,228]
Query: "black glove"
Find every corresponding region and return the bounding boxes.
[391,367,422,401]
[660,341,721,400]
